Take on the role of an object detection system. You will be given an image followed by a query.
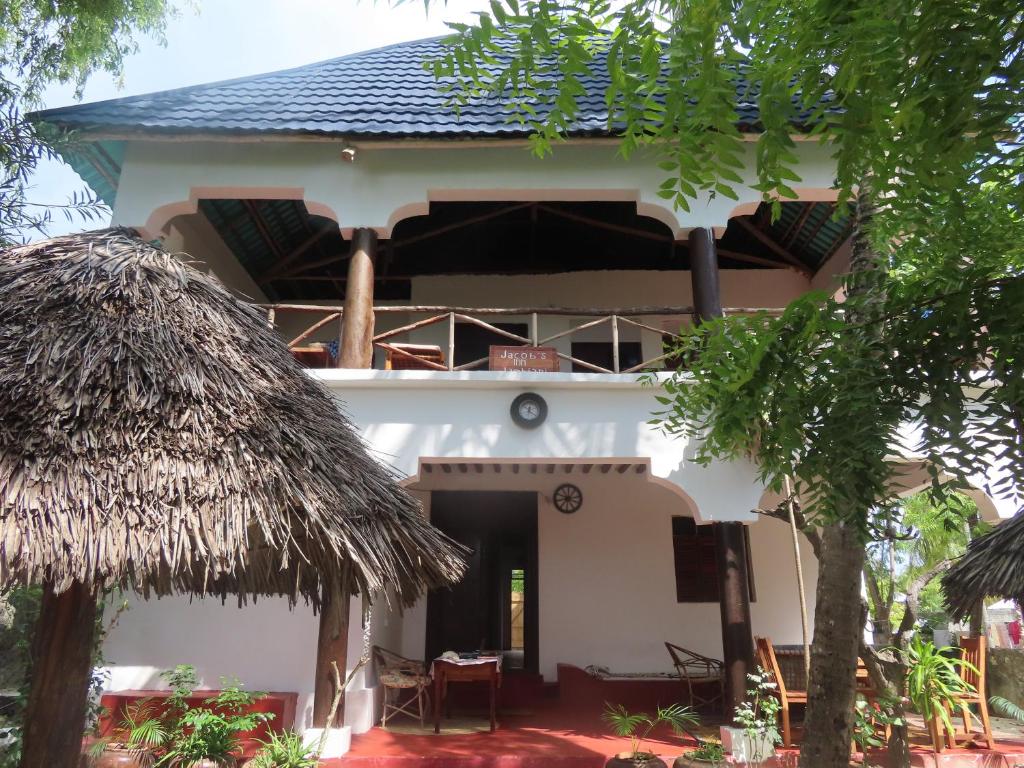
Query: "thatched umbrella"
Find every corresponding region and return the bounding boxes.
[0,229,465,767]
[943,508,1024,620]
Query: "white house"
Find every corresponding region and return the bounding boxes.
[35,36,1012,743]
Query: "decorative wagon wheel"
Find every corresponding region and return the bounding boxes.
[553,483,583,514]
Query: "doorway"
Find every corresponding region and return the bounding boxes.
[426,491,539,674]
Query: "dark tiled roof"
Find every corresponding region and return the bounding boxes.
[34,36,809,139]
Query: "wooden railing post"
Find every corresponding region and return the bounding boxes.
[338,228,377,368]
[611,315,620,373]
[266,307,275,328]
[447,312,455,371]
[530,312,539,345]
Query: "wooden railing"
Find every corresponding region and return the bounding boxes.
[262,303,777,374]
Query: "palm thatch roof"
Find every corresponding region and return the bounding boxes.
[943,508,1024,619]
[0,228,464,606]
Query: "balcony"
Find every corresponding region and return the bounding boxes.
[268,303,735,374]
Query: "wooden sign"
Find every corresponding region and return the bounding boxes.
[489,345,560,372]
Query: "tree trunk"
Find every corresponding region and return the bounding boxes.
[20,581,98,768]
[799,522,866,768]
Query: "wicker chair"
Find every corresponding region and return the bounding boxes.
[372,646,432,727]
[665,642,725,713]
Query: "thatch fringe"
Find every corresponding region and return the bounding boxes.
[0,229,465,607]
[943,507,1024,619]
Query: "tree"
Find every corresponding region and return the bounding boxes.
[430,3,1024,765]
[864,493,976,648]
[0,0,175,243]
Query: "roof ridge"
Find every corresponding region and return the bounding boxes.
[33,35,448,122]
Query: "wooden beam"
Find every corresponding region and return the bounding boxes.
[634,465,646,474]
[582,464,593,474]
[338,228,377,368]
[799,202,836,253]
[393,203,532,249]
[546,465,555,474]
[259,223,337,282]
[714,522,755,718]
[20,582,98,768]
[599,465,612,474]
[475,464,484,473]
[782,202,816,247]
[243,200,285,261]
[536,204,673,243]
[441,464,452,473]
[273,249,352,280]
[616,464,630,473]
[732,217,810,274]
[494,465,502,473]
[313,576,350,728]
[424,464,433,473]
[512,465,520,474]
[716,247,799,271]
[529,464,538,474]
[457,464,468,473]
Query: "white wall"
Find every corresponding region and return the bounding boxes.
[395,470,817,680]
[112,140,839,239]
[101,593,373,732]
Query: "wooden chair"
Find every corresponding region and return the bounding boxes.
[381,343,445,370]
[755,637,807,748]
[372,646,431,727]
[933,636,995,752]
[665,642,725,713]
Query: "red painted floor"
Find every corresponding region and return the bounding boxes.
[330,709,1024,768]
[328,669,1024,768]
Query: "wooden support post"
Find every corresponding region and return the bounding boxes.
[338,228,377,368]
[714,522,756,719]
[313,576,351,728]
[688,227,723,322]
[690,227,755,717]
[21,581,98,768]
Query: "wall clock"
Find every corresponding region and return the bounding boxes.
[510,392,547,429]
[553,483,583,514]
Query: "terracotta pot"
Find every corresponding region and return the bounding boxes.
[92,747,155,768]
[606,755,669,768]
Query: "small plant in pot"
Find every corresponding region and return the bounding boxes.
[730,669,781,767]
[603,703,700,768]
[247,730,319,768]
[674,738,725,768]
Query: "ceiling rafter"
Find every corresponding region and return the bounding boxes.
[258,225,338,283]
[782,202,816,248]
[535,204,672,243]
[733,217,812,276]
[393,203,533,249]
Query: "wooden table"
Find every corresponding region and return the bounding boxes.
[432,658,502,733]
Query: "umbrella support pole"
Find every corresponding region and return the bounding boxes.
[20,581,98,768]
[313,578,351,727]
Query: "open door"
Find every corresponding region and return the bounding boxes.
[426,491,539,674]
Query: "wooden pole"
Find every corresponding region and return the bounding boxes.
[688,227,723,323]
[20,581,98,768]
[312,575,351,728]
[338,228,377,368]
[690,226,755,717]
[785,476,812,682]
[713,522,756,718]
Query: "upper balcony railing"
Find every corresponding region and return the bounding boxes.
[263,303,778,374]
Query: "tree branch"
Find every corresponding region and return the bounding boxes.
[895,558,954,643]
[752,495,822,560]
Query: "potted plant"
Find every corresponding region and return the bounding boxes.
[723,669,781,767]
[248,730,319,768]
[905,637,976,751]
[106,665,274,768]
[602,703,700,768]
[674,738,725,768]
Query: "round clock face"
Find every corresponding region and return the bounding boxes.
[510,392,547,429]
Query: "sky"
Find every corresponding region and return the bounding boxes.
[29,0,488,236]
